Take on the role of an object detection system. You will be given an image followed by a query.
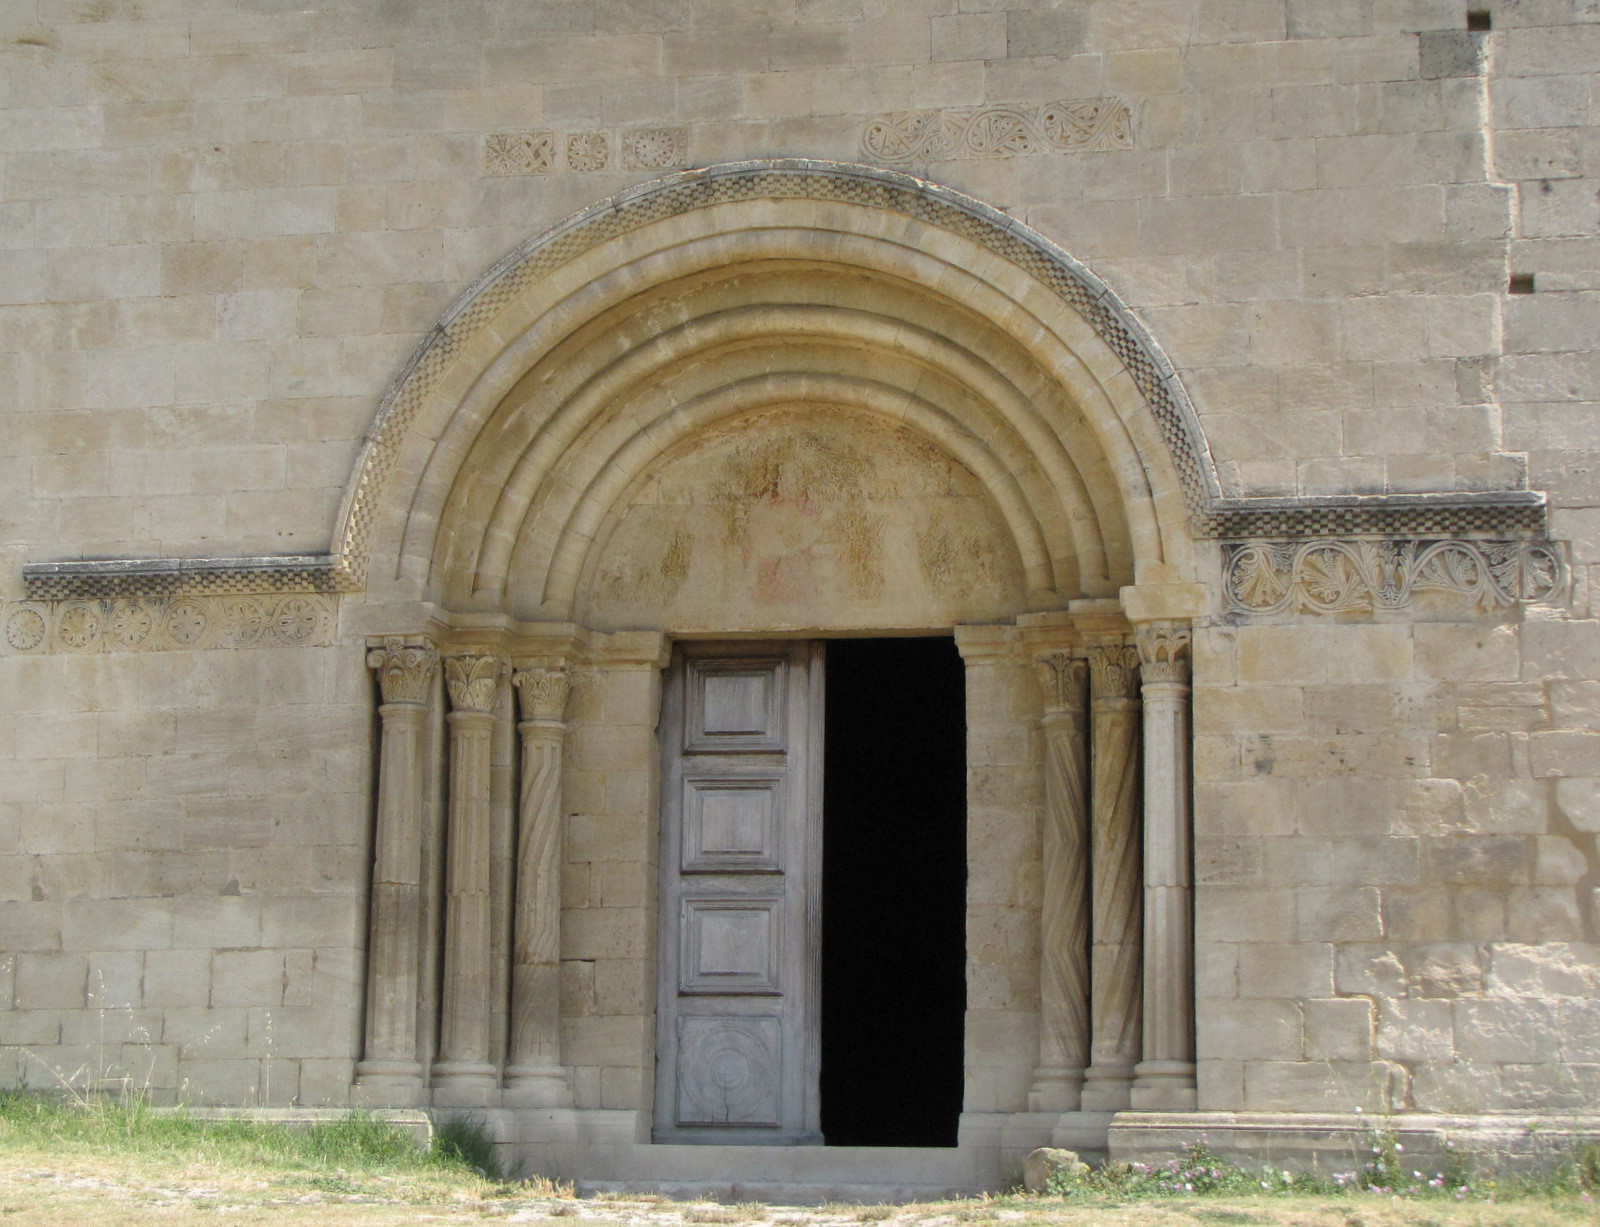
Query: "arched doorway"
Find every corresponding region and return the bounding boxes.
[344,161,1207,1185]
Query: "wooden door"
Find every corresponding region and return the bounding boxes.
[654,641,823,1144]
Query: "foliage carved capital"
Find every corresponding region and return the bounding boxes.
[1034,651,1088,715]
[513,666,572,724]
[367,637,438,706]
[443,652,503,714]
[1134,621,1192,685]
[1085,642,1141,701]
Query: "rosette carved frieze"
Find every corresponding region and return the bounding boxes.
[2,594,335,655]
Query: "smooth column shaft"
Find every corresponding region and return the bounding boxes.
[433,654,501,1105]
[356,639,437,1105]
[1132,622,1197,1110]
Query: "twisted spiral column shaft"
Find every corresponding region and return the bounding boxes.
[1080,641,1142,1113]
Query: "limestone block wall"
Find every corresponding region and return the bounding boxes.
[1193,602,1600,1113]
[0,642,372,1105]
[560,639,666,1116]
[0,0,1595,1118]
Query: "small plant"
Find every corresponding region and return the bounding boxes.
[683,1202,744,1222]
[432,1112,502,1179]
[1574,1143,1600,1193]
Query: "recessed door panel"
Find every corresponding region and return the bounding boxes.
[655,641,822,1144]
[675,1016,782,1127]
[680,896,782,994]
[684,657,788,753]
[682,777,782,873]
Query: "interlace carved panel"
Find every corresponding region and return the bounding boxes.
[485,127,687,175]
[861,98,1134,164]
[1224,539,1566,615]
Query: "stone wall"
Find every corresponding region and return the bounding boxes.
[1,0,1596,1120]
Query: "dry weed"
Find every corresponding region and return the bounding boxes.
[683,1203,746,1223]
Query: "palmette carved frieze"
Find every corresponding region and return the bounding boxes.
[2,594,335,655]
[1224,538,1565,615]
[861,98,1134,164]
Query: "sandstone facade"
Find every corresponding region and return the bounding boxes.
[0,0,1596,1193]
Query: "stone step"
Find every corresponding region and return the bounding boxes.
[579,1179,985,1206]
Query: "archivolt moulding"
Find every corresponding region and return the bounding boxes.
[24,159,1547,606]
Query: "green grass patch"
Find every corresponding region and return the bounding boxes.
[0,1089,478,1181]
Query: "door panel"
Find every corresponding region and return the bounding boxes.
[655,641,822,1143]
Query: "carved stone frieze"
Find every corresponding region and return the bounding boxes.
[486,127,687,176]
[1224,538,1566,615]
[622,126,688,170]
[443,652,503,714]
[2,594,336,655]
[861,98,1134,165]
[870,99,1132,166]
[486,131,557,175]
[566,131,610,172]
[367,637,439,707]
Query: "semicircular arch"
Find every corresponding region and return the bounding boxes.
[339,160,1216,623]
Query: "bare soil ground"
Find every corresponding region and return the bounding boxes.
[0,1150,1594,1227]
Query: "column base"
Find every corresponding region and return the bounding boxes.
[1130,1060,1196,1110]
[1027,1065,1085,1113]
[432,1062,501,1108]
[502,1061,574,1108]
[353,1060,426,1107]
[1079,1063,1134,1112]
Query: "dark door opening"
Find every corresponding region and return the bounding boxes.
[820,637,967,1147]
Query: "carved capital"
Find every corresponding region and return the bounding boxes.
[367,637,438,706]
[444,652,502,714]
[1086,642,1141,701]
[1035,651,1087,715]
[1135,622,1191,685]
[513,666,571,723]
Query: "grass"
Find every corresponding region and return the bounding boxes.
[0,1089,566,1223]
[0,1092,1597,1224]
